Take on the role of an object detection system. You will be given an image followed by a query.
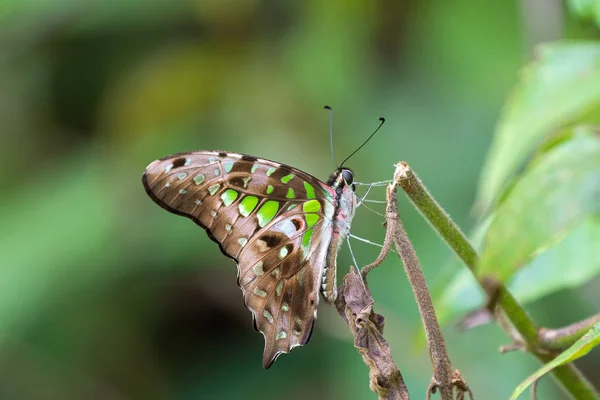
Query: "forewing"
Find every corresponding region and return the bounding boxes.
[142,151,336,367]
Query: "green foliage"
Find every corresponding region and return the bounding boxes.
[511,322,600,399]
[432,127,600,398]
[433,8,600,398]
[477,42,600,213]
[569,0,600,25]
[437,45,600,321]
[479,127,600,281]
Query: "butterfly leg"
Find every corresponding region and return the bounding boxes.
[346,237,361,272]
[356,183,374,207]
[346,237,368,292]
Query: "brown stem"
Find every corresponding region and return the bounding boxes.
[362,165,473,399]
[361,217,393,279]
[387,174,455,399]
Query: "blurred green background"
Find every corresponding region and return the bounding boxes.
[1,0,598,399]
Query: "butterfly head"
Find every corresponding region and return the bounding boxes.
[327,167,356,194]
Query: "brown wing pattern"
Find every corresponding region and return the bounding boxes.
[142,151,336,367]
[237,215,331,367]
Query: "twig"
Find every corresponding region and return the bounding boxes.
[537,314,600,351]
[361,164,473,399]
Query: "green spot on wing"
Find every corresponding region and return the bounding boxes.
[266,185,274,194]
[221,189,239,206]
[304,182,316,198]
[177,172,187,180]
[286,188,295,198]
[263,310,274,324]
[193,174,205,185]
[252,261,264,275]
[223,161,234,173]
[281,174,294,183]
[266,167,276,176]
[303,199,321,213]
[251,164,259,173]
[302,228,313,247]
[276,331,286,340]
[239,196,259,217]
[279,247,288,258]
[257,200,279,227]
[208,184,220,195]
[305,214,319,227]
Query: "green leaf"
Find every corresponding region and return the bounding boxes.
[476,42,600,213]
[509,216,600,303]
[568,0,600,23]
[478,127,600,281]
[569,0,598,17]
[433,216,600,327]
[431,129,600,327]
[509,322,600,400]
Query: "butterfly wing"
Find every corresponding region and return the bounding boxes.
[142,151,337,367]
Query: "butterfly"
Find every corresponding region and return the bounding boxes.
[142,151,357,368]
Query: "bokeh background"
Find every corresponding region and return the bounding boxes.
[1,1,598,399]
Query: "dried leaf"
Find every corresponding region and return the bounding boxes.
[335,268,409,400]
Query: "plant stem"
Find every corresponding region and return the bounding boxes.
[394,162,600,400]
[361,166,475,399]
[386,182,455,399]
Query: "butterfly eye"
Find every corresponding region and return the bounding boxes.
[342,169,354,185]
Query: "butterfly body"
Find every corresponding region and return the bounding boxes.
[142,151,356,367]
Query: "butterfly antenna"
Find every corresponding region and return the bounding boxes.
[324,105,339,168]
[340,116,385,167]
